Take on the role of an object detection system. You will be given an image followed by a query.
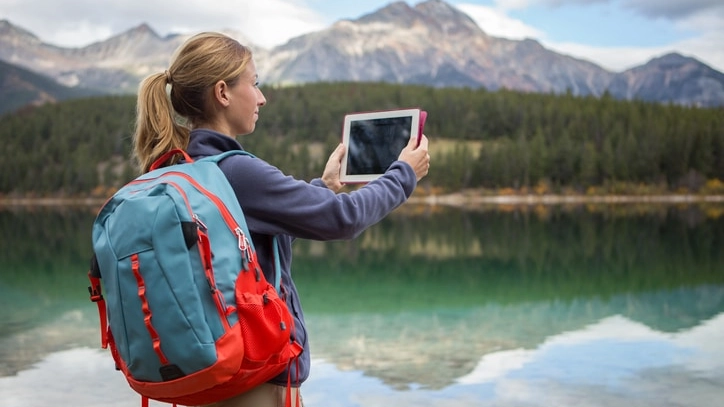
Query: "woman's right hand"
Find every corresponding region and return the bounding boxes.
[398,134,430,181]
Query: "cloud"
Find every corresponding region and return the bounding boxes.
[621,0,724,20]
[238,2,327,47]
[541,41,671,71]
[0,0,325,48]
[495,0,724,20]
[666,9,724,71]
[456,3,545,39]
[494,0,606,10]
[457,348,534,384]
[457,2,645,70]
[458,0,724,72]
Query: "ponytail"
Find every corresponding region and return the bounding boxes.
[132,72,190,173]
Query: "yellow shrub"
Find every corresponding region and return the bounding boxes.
[701,179,724,195]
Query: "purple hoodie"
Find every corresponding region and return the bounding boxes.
[186,128,417,386]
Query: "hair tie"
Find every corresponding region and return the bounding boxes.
[164,70,172,84]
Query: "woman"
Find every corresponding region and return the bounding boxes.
[133,32,430,407]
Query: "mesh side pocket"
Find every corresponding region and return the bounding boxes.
[235,276,294,364]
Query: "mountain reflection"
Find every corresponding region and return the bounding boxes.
[305,285,724,389]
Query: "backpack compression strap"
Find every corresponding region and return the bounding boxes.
[87,255,108,349]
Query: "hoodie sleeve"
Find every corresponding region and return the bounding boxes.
[219,154,416,241]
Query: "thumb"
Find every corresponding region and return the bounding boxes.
[332,143,346,161]
[417,134,428,150]
[407,133,420,149]
[326,143,345,167]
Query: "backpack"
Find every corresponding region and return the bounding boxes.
[87,148,303,406]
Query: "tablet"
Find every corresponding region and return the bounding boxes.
[340,108,427,183]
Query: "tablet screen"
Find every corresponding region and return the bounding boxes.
[340,108,424,183]
[347,116,412,175]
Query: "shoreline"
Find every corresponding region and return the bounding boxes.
[1,194,723,208]
[408,193,724,207]
[0,197,108,207]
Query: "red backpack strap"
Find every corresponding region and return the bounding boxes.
[87,254,108,349]
[149,148,194,171]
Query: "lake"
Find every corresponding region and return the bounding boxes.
[0,203,723,407]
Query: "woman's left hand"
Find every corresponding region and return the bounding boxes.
[321,143,345,193]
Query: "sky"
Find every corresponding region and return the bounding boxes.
[1,0,723,73]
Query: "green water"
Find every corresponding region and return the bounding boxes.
[0,204,723,406]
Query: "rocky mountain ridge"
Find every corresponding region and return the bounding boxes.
[1,0,723,107]
[0,59,100,114]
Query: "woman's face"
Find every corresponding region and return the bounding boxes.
[224,59,266,136]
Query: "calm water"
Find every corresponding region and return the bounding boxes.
[0,204,723,407]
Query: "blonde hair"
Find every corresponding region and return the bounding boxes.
[132,32,254,173]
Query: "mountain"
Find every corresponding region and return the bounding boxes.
[0,19,257,95]
[259,0,613,96]
[0,20,188,93]
[0,59,100,115]
[609,53,724,107]
[1,0,723,108]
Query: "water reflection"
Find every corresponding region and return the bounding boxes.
[0,205,722,406]
[305,285,724,390]
[453,312,724,407]
[2,310,722,407]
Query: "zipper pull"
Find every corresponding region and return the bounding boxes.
[236,227,251,270]
[236,227,247,251]
[193,214,208,232]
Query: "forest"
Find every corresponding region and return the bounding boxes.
[0,82,722,198]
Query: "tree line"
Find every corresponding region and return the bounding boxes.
[3,206,723,311]
[0,82,722,197]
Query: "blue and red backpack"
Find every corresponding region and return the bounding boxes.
[87,149,302,406]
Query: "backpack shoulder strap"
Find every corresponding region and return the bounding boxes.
[271,236,281,292]
[200,150,257,163]
[201,150,282,293]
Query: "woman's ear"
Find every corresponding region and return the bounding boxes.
[212,80,230,107]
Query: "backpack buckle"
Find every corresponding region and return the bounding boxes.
[88,275,104,302]
[89,289,104,302]
[88,286,104,302]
